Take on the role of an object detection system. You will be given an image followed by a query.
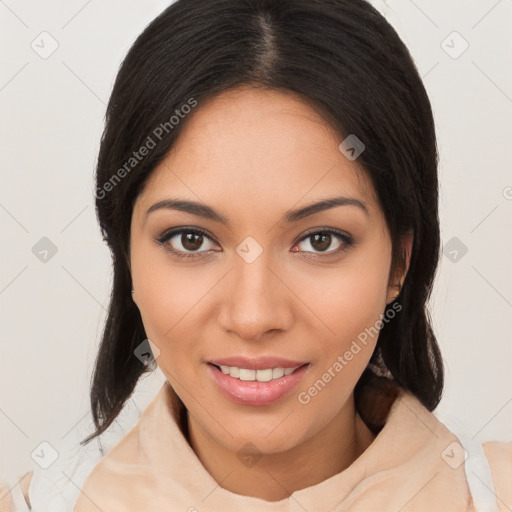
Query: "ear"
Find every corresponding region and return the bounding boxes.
[386,230,413,305]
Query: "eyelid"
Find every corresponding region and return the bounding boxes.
[156,226,217,244]
[155,226,353,259]
[155,226,220,258]
[292,227,353,254]
[295,227,351,243]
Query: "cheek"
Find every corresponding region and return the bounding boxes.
[130,247,217,364]
[300,250,391,348]
[295,258,389,424]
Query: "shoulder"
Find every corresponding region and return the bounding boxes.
[19,472,32,509]
[0,471,33,511]
[19,472,31,505]
[482,441,512,512]
[436,409,512,512]
[0,437,103,512]
[1,375,162,511]
[0,401,141,511]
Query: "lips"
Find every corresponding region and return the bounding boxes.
[207,361,311,406]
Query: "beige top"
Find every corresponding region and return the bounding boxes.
[1,381,510,511]
[70,380,507,512]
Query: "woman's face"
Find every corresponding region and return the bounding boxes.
[130,86,405,455]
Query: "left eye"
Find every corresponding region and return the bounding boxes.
[293,230,352,254]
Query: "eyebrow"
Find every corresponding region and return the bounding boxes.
[145,196,369,226]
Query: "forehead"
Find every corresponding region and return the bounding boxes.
[136,86,378,221]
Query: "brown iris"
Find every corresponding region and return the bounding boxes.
[310,233,332,252]
[182,232,204,251]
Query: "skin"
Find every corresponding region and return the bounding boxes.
[130,85,412,502]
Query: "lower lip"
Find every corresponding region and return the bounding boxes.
[207,363,310,406]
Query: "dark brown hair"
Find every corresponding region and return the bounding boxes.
[82,0,443,445]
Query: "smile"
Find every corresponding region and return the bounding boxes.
[207,362,311,406]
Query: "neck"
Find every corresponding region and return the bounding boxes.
[185,395,375,502]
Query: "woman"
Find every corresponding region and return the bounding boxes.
[2,0,510,510]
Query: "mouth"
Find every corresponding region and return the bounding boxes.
[208,362,309,382]
[206,362,311,406]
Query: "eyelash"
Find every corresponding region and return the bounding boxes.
[155,226,353,261]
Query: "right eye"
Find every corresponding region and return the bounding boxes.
[156,227,220,260]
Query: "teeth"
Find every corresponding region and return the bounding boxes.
[240,368,256,381]
[273,368,284,379]
[218,365,300,381]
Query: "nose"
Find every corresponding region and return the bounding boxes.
[216,253,294,342]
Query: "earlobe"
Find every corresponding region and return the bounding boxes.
[402,230,413,275]
[386,283,402,306]
[386,230,414,305]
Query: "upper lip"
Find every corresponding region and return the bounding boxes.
[208,356,309,370]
